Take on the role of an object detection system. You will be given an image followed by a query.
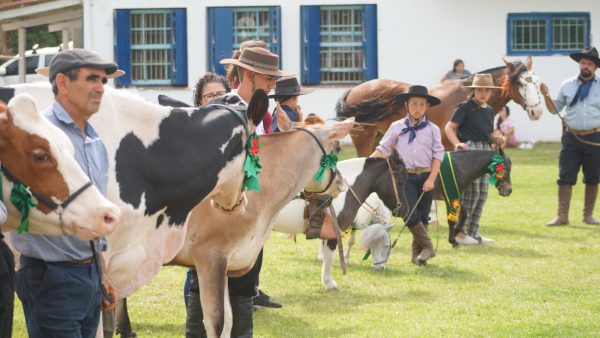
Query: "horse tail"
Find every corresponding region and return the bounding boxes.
[334,89,355,120]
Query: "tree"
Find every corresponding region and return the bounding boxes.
[6,25,61,55]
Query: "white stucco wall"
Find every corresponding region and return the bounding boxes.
[83,0,600,142]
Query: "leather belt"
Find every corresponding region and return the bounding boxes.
[406,167,431,174]
[66,257,95,265]
[567,127,600,136]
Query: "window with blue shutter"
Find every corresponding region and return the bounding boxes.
[507,12,590,56]
[301,4,378,85]
[207,6,281,76]
[114,8,188,87]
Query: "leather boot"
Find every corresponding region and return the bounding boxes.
[306,195,331,240]
[547,185,572,226]
[411,223,429,265]
[583,184,600,225]
[230,296,253,338]
[409,222,435,265]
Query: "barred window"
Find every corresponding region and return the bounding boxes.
[114,8,188,87]
[302,5,377,85]
[207,7,281,76]
[508,13,589,56]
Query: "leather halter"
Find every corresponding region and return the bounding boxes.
[1,165,93,233]
[294,127,338,194]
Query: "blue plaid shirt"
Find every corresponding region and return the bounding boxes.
[553,75,600,130]
[11,101,109,261]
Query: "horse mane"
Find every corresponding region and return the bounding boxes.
[334,88,398,123]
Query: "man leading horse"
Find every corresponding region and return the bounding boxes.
[542,46,600,226]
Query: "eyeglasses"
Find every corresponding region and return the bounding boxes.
[202,91,227,101]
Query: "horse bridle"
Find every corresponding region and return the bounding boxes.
[1,165,93,234]
[294,127,338,195]
[511,71,543,113]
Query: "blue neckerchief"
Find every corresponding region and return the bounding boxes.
[400,117,429,143]
[569,76,594,107]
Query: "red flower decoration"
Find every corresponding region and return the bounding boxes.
[250,138,259,156]
[496,163,505,173]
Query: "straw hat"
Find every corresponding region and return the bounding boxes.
[220,47,291,77]
[463,73,501,89]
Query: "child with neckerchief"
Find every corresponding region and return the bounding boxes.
[371,85,443,265]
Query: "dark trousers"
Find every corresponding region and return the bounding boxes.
[403,173,434,227]
[558,131,600,185]
[16,256,102,338]
[185,249,263,338]
[0,238,14,338]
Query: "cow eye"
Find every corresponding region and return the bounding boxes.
[32,149,50,162]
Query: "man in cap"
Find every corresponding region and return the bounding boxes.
[11,49,122,337]
[217,46,291,337]
[542,46,600,226]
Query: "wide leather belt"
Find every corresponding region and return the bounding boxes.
[567,127,600,136]
[406,167,431,174]
[66,257,95,265]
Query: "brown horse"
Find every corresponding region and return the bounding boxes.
[336,57,544,155]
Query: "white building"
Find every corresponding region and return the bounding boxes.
[1,0,598,142]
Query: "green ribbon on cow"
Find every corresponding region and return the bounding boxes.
[242,133,263,192]
[487,154,506,186]
[314,151,338,183]
[10,183,37,233]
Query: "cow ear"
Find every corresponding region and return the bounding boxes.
[247,89,268,127]
[158,94,191,108]
[0,101,13,149]
[326,117,355,141]
[526,56,533,70]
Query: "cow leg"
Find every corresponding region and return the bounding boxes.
[115,298,137,338]
[350,124,378,157]
[344,230,356,263]
[196,254,228,338]
[321,240,338,291]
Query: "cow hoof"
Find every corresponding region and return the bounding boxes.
[371,264,386,271]
[327,286,339,292]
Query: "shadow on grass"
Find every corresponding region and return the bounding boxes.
[460,244,549,259]
[128,322,185,336]
[256,311,358,337]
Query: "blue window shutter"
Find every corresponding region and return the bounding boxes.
[114,9,131,87]
[302,6,320,85]
[363,4,378,81]
[171,8,188,86]
[208,7,233,76]
[269,6,282,65]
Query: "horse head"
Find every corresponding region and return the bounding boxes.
[370,150,408,217]
[494,148,513,197]
[502,57,544,120]
[360,223,393,271]
[0,93,120,239]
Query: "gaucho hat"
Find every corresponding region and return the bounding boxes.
[268,77,313,98]
[463,73,501,89]
[220,47,291,77]
[570,46,600,66]
[395,85,441,106]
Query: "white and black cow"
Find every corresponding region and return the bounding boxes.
[273,154,407,290]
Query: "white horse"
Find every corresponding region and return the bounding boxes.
[273,154,407,290]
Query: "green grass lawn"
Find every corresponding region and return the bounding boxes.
[12,143,600,337]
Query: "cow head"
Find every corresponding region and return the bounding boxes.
[0,94,120,239]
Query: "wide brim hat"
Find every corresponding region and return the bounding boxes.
[464,73,501,89]
[268,76,314,98]
[220,47,292,77]
[570,46,600,66]
[35,48,124,82]
[395,85,441,106]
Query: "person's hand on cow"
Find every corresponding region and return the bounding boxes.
[100,254,118,312]
[490,130,505,149]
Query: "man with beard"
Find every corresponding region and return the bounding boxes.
[541,46,600,226]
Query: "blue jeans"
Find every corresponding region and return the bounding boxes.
[403,173,434,227]
[558,131,600,186]
[16,256,102,338]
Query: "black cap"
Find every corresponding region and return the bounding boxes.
[36,49,120,83]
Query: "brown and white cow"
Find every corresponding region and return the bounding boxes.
[168,116,354,337]
[0,92,120,239]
